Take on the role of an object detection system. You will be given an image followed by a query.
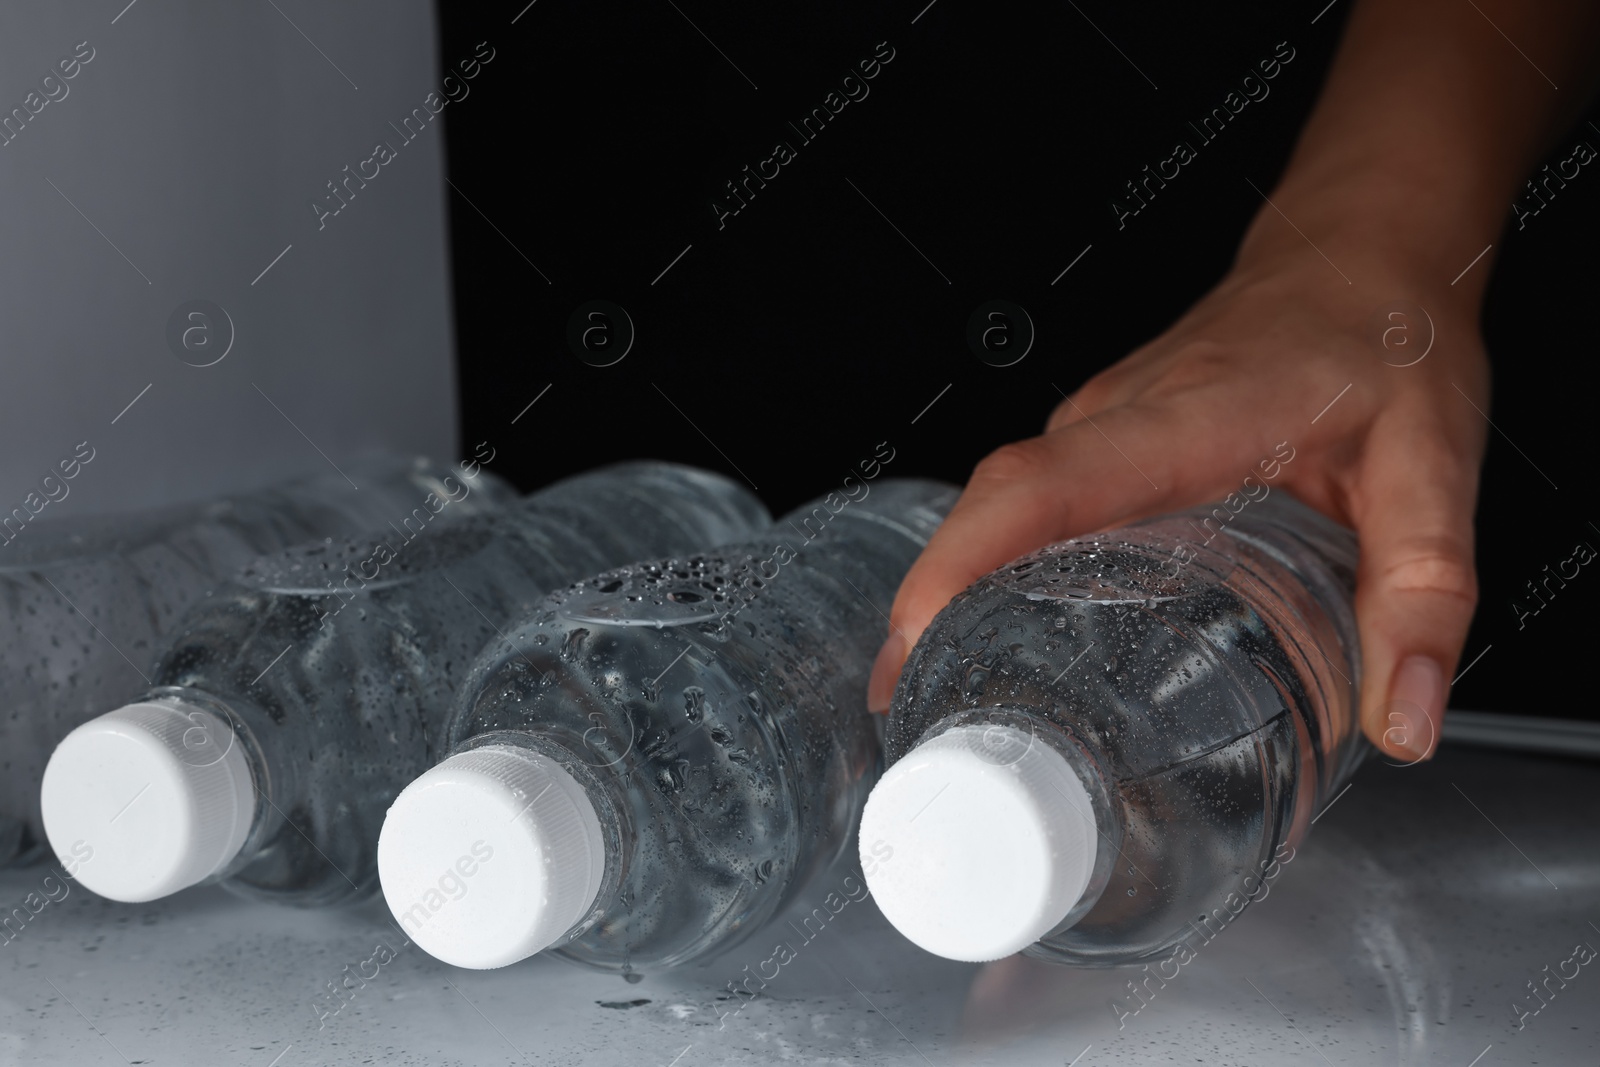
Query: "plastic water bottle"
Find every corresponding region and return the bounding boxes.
[858,492,1364,965]
[38,463,768,905]
[376,479,957,974]
[1,454,512,868]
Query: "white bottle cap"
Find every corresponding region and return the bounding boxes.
[40,700,256,903]
[378,745,606,970]
[859,723,1099,962]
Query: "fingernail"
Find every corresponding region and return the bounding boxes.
[867,633,908,714]
[1385,655,1445,762]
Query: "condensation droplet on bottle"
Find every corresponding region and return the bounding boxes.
[657,761,687,792]
[682,686,705,724]
[560,627,589,662]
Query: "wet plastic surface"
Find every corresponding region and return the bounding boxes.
[1,742,1595,1066]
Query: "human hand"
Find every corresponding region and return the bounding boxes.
[867,239,1490,763]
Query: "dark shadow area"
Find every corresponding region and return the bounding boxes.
[437,0,1598,719]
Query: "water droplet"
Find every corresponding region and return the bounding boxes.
[560,627,589,662]
[682,686,705,724]
[965,665,989,697]
[657,761,687,792]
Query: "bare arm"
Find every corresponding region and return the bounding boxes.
[1248,0,1600,296]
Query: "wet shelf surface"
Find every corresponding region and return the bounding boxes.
[2,742,1596,1066]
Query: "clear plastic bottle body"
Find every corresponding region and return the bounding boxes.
[0,456,512,866]
[446,480,958,972]
[138,464,767,905]
[885,493,1364,965]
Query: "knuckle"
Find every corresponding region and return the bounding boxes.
[969,439,1055,489]
[1375,544,1478,607]
[1064,373,1116,414]
[1148,340,1234,392]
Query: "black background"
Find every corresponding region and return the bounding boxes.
[436,0,1598,720]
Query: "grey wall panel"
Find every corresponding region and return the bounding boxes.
[0,0,456,521]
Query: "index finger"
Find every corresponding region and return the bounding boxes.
[866,402,1257,711]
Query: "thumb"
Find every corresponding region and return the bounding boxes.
[1352,416,1482,763]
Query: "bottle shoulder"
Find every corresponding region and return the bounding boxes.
[229,514,505,595]
[887,516,1354,779]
